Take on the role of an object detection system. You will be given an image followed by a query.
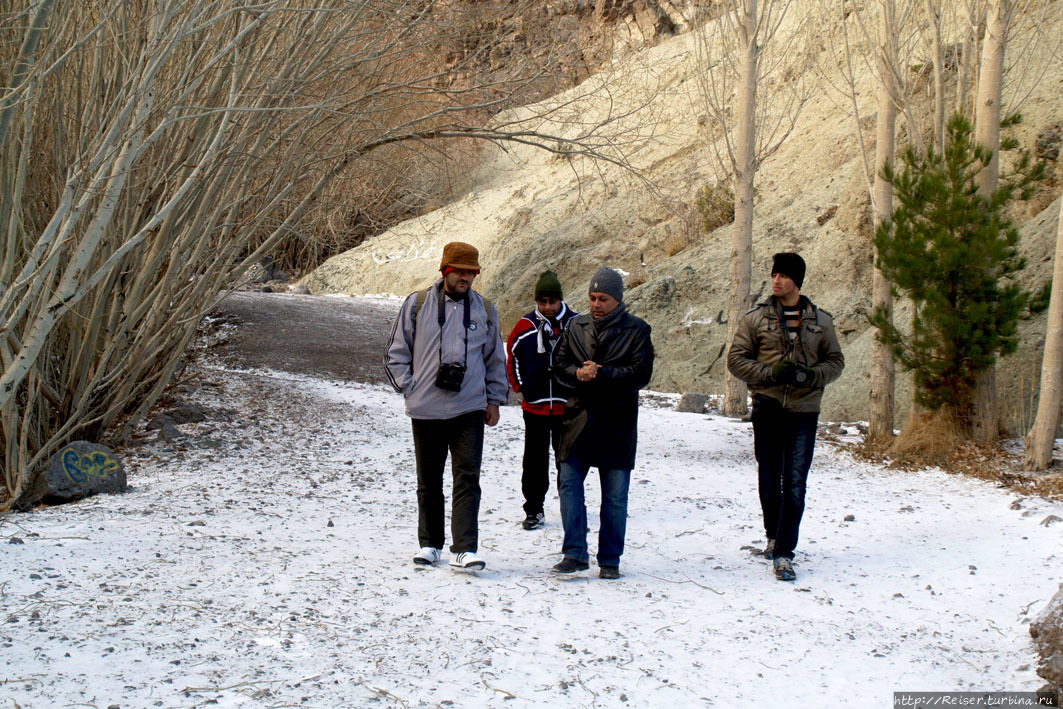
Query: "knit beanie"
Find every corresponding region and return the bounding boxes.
[588,267,623,302]
[439,242,481,272]
[534,270,563,299]
[771,252,805,289]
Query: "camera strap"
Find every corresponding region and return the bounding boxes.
[436,290,471,367]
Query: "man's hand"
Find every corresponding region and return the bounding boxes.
[576,360,602,382]
[792,364,815,388]
[485,403,500,427]
[771,359,798,385]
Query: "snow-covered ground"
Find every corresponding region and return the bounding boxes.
[2,365,1061,708]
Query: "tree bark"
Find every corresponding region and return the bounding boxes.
[970,0,1011,443]
[1024,197,1063,470]
[869,0,897,443]
[926,0,946,153]
[722,0,758,417]
[955,1,984,118]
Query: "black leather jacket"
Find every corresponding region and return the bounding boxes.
[555,308,654,469]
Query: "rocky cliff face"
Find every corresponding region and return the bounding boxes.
[303,8,1063,427]
[437,0,693,99]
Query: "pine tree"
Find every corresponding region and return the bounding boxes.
[870,112,1043,426]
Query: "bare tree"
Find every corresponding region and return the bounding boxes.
[817,0,926,442]
[0,0,654,509]
[1024,197,1063,470]
[964,0,1062,442]
[867,1,905,443]
[925,0,946,152]
[955,1,986,119]
[692,0,811,417]
[819,0,1057,441]
[969,0,1014,443]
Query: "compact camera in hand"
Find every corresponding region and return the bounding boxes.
[792,368,809,385]
[435,362,467,392]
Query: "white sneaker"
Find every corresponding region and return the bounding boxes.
[413,547,442,566]
[449,551,486,571]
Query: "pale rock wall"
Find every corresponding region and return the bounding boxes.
[303,9,1063,428]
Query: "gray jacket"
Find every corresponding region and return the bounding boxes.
[384,279,508,419]
[726,296,845,413]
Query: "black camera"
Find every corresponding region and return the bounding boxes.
[435,362,467,392]
[793,368,809,385]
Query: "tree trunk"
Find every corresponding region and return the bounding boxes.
[926,0,946,153]
[722,0,758,417]
[970,0,1011,443]
[869,0,897,444]
[1024,197,1063,470]
[955,2,983,117]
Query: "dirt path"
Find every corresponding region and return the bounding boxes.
[207,291,401,384]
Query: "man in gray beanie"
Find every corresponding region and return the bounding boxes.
[550,267,654,579]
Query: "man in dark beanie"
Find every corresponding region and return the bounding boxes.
[384,242,508,571]
[771,251,805,288]
[727,252,845,581]
[506,270,579,530]
[550,267,654,579]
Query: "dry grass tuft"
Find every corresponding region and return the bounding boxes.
[887,410,967,467]
[664,232,692,257]
[849,409,1063,500]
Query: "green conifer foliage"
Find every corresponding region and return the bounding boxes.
[870,113,1044,420]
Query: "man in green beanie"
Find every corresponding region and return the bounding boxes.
[505,270,579,530]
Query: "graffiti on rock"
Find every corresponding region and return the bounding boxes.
[62,449,119,484]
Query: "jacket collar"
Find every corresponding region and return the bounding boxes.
[764,295,816,322]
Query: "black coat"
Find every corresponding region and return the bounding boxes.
[555,308,654,470]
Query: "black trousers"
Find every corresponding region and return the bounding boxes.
[411,411,485,553]
[521,410,564,515]
[751,395,819,560]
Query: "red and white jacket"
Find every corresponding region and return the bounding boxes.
[505,303,578,415]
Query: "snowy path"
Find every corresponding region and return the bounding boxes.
[2,366,1060,708]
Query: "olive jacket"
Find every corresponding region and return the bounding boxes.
[726,295,845,413]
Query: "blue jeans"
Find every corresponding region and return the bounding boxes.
[751,396,818,560]
[557,454,631,566]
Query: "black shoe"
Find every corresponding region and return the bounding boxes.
[599,565,620,580]
[522,512,545,530]
[551,558,589,573]
[773,557,796,581]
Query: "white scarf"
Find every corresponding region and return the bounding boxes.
[533,302,568,353]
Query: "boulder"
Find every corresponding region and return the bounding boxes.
[165,403,209,425]
[674,392,708,413]
[43,441,126,502]
[245,261,270,284]
[1035,123,1062,161]
[1031,583,1063,698]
